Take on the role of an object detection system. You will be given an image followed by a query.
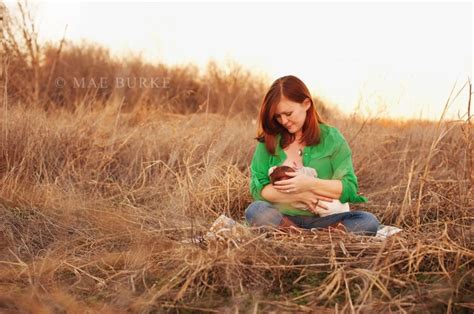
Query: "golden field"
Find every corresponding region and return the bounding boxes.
[0,3,473,312]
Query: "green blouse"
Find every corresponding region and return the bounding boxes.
[249,123,367,216]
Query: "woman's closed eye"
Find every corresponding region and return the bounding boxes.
[276,112,292,120]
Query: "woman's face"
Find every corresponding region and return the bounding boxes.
[274,97,311,135]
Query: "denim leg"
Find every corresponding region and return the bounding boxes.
[287,212,348,229]
[287,211,380,236]
[341,211,380,235]
[244,201,284,227]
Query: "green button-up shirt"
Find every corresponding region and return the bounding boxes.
[249,123,367,216]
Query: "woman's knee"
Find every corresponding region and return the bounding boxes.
[244,201,282,227]
[358,211,380,235]
[244,200,270,220]
[344,211,380,235]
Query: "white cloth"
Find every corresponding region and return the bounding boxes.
[375,225,403,239]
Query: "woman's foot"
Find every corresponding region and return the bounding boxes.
[277,216,301,233]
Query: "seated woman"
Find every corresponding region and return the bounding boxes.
[245,75,380,236]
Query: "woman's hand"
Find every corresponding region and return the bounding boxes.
[293,191,333,213]
[273,171,315,194]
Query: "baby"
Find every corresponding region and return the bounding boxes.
[268,165,350,217]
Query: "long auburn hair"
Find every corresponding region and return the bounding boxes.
[256,75,324,155]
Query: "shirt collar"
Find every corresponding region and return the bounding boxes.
[275,125,332,160]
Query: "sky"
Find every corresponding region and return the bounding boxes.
[4,0,473,120]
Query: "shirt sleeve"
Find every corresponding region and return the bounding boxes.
[330,130,368,203]
[249,141,271,201]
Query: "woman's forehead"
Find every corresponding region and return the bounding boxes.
[276,99,299,112]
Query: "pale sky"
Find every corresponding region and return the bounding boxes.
[5,1,473,120]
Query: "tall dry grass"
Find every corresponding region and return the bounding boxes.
[0,1,472,312]
[0,98,472,312]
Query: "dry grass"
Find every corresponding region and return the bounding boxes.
[0,2,473,312]
[0,98,472,313]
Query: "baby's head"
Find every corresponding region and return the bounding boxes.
[269,165,296,185]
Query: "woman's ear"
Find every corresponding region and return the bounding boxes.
[304,98,311,111]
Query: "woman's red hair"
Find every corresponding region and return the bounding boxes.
[256,75,324,155]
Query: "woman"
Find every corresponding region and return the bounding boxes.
[245,75,380,236]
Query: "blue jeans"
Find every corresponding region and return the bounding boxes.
[245,200,380,236]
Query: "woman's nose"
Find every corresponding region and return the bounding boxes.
[281,116,288,124]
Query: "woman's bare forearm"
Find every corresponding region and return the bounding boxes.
[309,178,343,199]
[261,184,298,203]
[262,178,342,203]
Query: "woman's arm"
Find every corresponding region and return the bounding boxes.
[273,172,342,199]
[309,178,343,200]
[262,182,335,210]
[261,184,300,203]
[319,129,367,203]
